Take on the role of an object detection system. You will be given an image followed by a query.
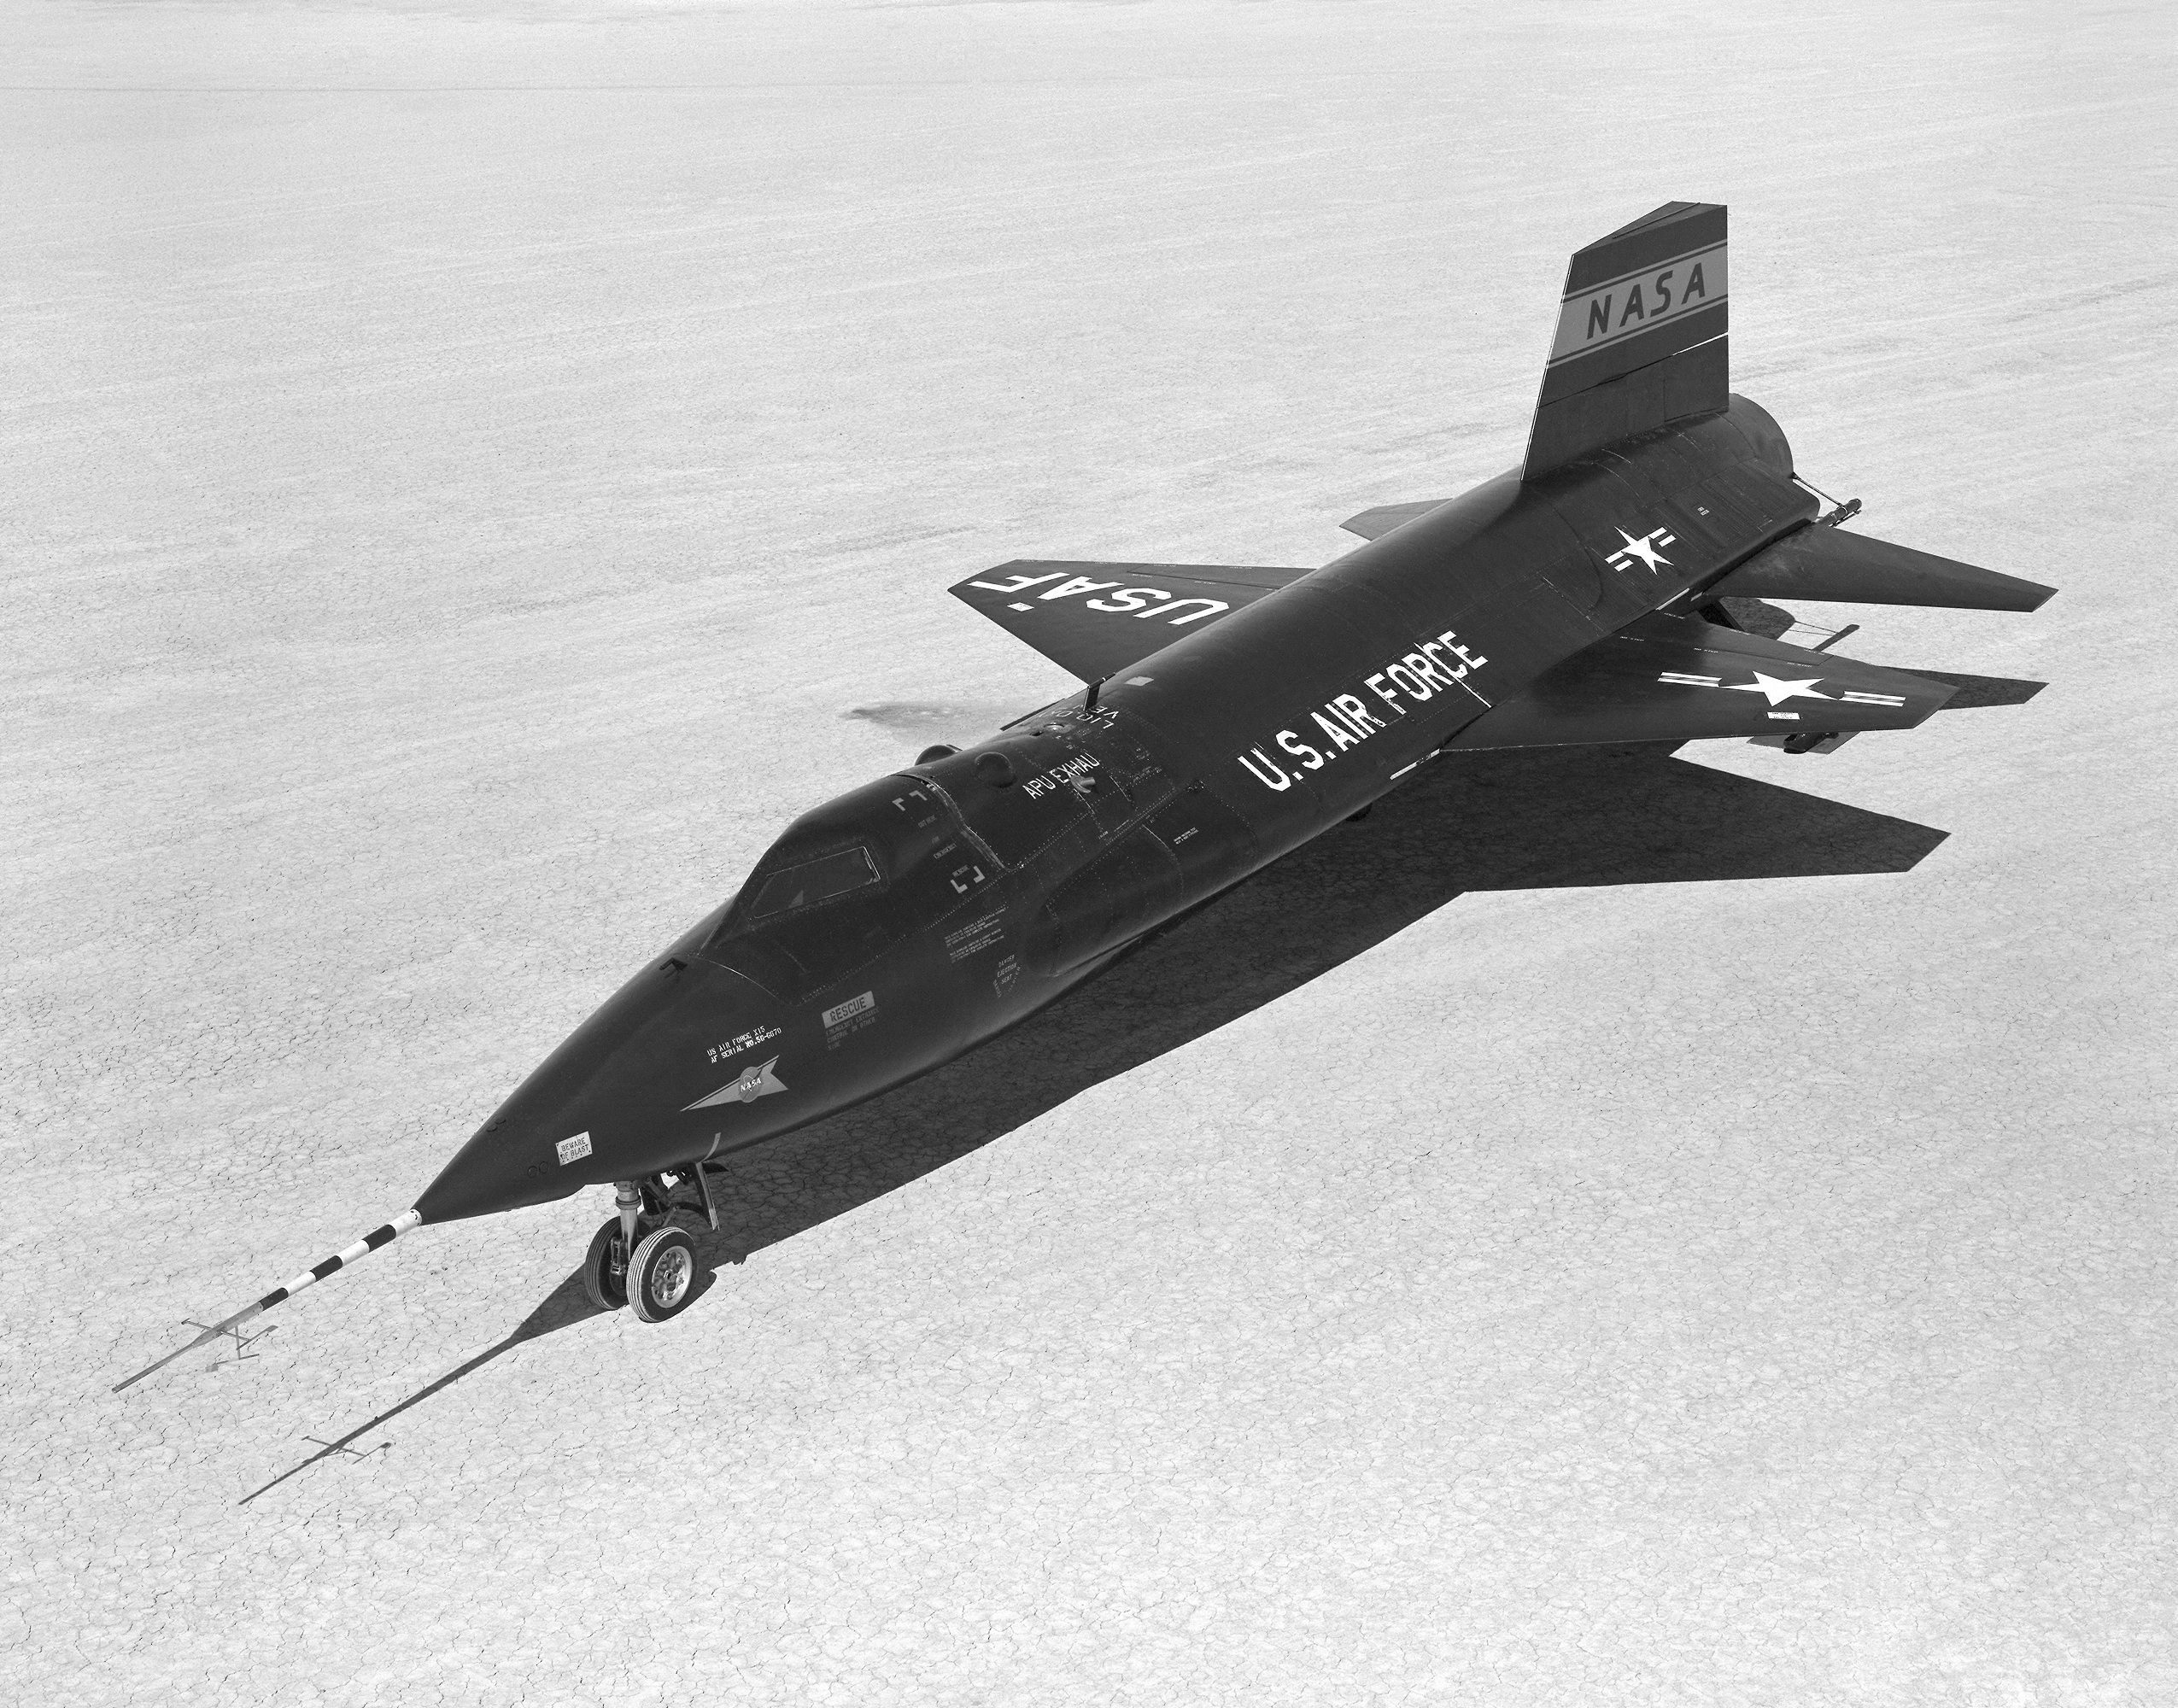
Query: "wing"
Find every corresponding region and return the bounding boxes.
[950,560,1312,683]
[1443,611,1955,750]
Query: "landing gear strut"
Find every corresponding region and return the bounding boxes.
[580,1166,721,1321]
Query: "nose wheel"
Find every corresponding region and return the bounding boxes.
[581,1216,629,1311]
[627,1225,697,1322]
[580,1167,720,1319]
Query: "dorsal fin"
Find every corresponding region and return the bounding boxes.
[1524,202,1730,481]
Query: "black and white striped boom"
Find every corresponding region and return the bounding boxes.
[112,1208,422,1393]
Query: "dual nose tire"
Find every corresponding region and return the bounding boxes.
[581,1217,698,1323]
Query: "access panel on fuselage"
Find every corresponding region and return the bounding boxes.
[1021,822,1186,976]
[1143,782,1258,897]
[910,733,1097,869]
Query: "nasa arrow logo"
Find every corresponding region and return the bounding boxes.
[1606,527,1676,573]
[683,1056,787,1110]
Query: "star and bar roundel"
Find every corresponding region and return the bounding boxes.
[1654,666,1907,711]
[1438,608,1953,752]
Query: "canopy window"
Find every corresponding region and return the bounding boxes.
[745,846,880,920]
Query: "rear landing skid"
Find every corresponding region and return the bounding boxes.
[1750,728,1859,756]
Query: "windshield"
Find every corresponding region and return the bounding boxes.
[702,776,992,1001]
[745,846,880,919]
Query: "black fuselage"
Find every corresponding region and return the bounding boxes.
[415,397,1814,1223]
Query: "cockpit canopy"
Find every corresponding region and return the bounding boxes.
[744,845,880,921]
[700,775,991,1003]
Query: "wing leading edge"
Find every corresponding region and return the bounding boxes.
[950,560,1313,683]
[1442,611,1955,750]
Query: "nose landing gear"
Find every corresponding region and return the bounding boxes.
[580,1166,721,1321]
[627,1225,697,1323]
[582,1215,630,1310]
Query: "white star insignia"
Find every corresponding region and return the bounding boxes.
[1722,671,1834,707]
[1613,528,1671,572]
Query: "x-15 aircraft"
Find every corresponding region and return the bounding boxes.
[119,201,2053,1381]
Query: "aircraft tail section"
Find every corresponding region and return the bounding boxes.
[1524,201,1729,482]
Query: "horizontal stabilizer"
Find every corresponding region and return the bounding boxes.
[1706,524,2056,611]
[1340,500,1448,541]
[1443,611,1954,751]
[951,560,1310,683]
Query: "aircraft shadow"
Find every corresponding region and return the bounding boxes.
[244,741,1947,1497]
[692,740,1948,1266]
[238,1270,607,1505]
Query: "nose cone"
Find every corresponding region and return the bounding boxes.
[414,1087,597,1225]
[417,956,727,1224]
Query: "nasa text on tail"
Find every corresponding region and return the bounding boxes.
[116,202,2054,1386]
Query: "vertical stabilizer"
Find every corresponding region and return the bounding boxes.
[1523,201,1729,481]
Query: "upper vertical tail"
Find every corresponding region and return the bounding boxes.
[1523,201,1729,481]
